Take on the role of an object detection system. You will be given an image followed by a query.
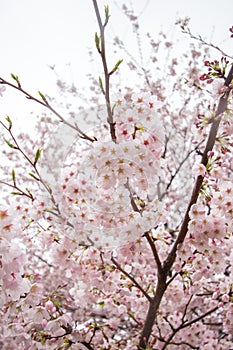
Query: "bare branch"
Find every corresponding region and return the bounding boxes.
[144,231,162,274]
[181,27,233,60]
[92,0,116,142]
[0,76,95,142]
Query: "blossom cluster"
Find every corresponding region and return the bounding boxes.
[59,93,166,249]
[0,10,233,348]
[0,208,31,307]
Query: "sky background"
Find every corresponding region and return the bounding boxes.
[0,0,232,126]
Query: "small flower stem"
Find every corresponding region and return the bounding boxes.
[92,0,116,142]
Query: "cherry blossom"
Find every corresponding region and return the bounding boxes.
[0,3,233,349]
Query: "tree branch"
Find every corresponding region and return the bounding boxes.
[159,140,205,201]
[138,64,233,349]
[144,231,163,274]
[0,119,60,210]
[111,256,152,302]
[181,26,233,60]
[164,64,233,273]
[0,77,95,142]
[161,305,219,350]
[92,0,116,142]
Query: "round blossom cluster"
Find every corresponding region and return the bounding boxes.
[59,93,166,248]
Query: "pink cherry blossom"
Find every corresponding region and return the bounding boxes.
[0,6,233,349]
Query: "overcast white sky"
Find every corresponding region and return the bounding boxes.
[1,0,232,123]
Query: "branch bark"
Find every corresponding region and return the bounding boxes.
[111,256,152,302]
[92,0,116,142]
[138,64,233,349]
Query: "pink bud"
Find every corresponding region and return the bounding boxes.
[41,319,47,328]
[45,300,55,313]
[221,294,230,303]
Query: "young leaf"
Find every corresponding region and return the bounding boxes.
[25,188,32,196]
[11,73,19,82]
[29,172,40,181]
[98,76,105,94]
[104,5,110,26]
[5,116,12,130]
[12,169,16,185]
[98,300,105,308]
[11,191,23,196]
[38,91,47,103]
[4,138,17,149]
[109,59,123,75]
[34,148,42,166]
[95,32,101,52]
[11,73,21,88]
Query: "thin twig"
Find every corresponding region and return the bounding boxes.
[181,27,233,60]
[144,231,162,274]
[161,305,218,350]
[0,180,33,200]
[92,0,116,142]
[33,253,55,268]
[0,120,60,211]
[0,77,95,142]
[160,140,205,201]
[111,256,152,302]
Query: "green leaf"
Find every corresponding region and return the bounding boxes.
[11,73,21,88]
[11,73,19,82]
[5,116,12,129]
[25,188,32,195]
[34,148,42,166]
[146,282,151,293]
[95,32,101,52]
[12,169,16,184]
[29,172,40,181]
[98,300,105,308]
[11,191,23,196]
[98,76,105,94]
[109,59,123,75]
[4,138,17,149]
[38,91,47,103]
[104,5,110,26]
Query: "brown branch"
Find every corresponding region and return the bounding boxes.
[159,140,205,201]
[164,64,233,273]
[161,305,218,350]
[0,180,34,200]
[111,256,152,302]
[144,231,162,274]
[0,120,59,210]
[80,342,95,350]
[181,305,219,329]
[181,27,233,60]
[0,77,95,142]
[92,0,116,142]
[138,64,233,349]
[33,253,55,268]
[138,276,167,349]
